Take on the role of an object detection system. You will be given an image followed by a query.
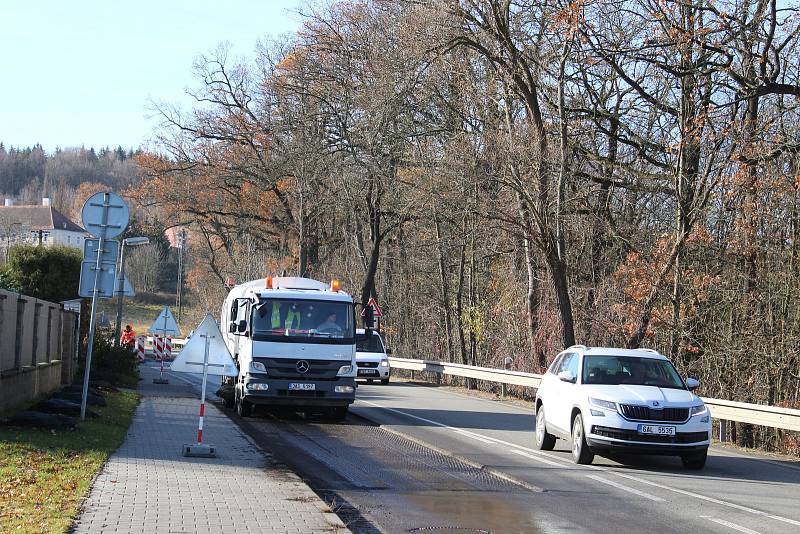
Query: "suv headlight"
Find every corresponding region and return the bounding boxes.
[379,359,389,367]
[337,365,353,376]
[690,404,707,416]
[589,397,617,411]
[249,361,266,373]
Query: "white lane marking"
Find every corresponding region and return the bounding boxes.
[358,399,800,528]
[453,429,495,444]
[586,474,665,502]
[511,449,575,469]
[701,516,761,534]
[613,472,800,527]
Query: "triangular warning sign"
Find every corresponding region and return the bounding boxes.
[367,297,383,317]
[149,306,181,336]
[170,314,238,376]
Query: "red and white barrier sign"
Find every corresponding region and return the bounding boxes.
[165,336,173,360]
[136,336,145,362]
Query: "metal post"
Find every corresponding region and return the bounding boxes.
[113,240,127,347]
[81,196,111,420]
[177,230,186,323]
[720,419,728,443]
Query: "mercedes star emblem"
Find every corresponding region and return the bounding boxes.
[296,360,310,374]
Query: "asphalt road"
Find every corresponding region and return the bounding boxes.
[351,381,800,534]
[151,362,800,533]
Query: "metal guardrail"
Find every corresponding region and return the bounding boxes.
[388,357,800,433]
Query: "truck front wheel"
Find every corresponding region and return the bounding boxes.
[236,390,253,417]
[328,406,348,421]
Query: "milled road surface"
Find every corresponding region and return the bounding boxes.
[154,362,800,533]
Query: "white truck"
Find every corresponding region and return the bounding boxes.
[218,276,359,420]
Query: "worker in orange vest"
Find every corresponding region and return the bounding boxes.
[120,324,136,349]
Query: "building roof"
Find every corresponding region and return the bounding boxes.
[0,205,86,233]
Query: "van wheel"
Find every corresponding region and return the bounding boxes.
[535,405,556,450]
[681,450,707,470]
[571,413,594,464]
[380,378,390,385]
[235,391,253,417]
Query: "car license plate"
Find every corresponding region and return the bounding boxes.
[288,383,315,391]
[358,369,378,376]
[638,424,676,436]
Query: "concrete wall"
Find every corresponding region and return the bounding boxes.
[0,288,80,414]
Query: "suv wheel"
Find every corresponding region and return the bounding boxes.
[535,405,556,450]
[571,413,595,464]
[681,449,707,470]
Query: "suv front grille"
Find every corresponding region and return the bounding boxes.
[619,404,690,422]
[592,426,708,444]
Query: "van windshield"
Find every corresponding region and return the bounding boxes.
[251,298,354,344]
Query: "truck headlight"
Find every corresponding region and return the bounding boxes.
[249,361,267,373]
[379,359,389,367]
[337,365,353,376]
[335,385,354,393]
[247,383,269,391]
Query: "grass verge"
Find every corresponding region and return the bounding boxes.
[0,391,139,533]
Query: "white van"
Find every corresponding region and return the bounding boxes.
[355,329,391,384]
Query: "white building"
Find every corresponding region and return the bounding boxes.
[0,198,88,251]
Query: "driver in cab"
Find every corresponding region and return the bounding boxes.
[317,312,342,334]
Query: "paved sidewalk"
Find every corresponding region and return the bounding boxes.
[73,364,348,533]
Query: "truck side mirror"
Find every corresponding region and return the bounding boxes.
[229,322,237,333]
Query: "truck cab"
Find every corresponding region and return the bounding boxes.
[219,276,358,420]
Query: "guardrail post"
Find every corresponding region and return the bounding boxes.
[719,419,728,443]
[501,357,512,398]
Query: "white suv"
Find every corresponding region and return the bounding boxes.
[355,329,391,384]
[535,346,711,469]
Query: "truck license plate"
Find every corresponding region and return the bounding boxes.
[637,424,676,436]
[288,383,315,391]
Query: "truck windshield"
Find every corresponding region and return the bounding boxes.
[251,298,354,344]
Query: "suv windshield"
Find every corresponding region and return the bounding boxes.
[251,298,354,344]
[582,355,685,389]
[356,334,385,353]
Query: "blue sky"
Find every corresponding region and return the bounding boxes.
[0,1,303,153]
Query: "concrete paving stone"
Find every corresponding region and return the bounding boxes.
[73,364,348,534]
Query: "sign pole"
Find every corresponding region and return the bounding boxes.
[80,234,104,420]
[80,194,111,420]
[197,334,210,445]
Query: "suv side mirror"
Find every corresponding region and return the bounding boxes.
[686,377,700,391]
[558,370,576,383]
